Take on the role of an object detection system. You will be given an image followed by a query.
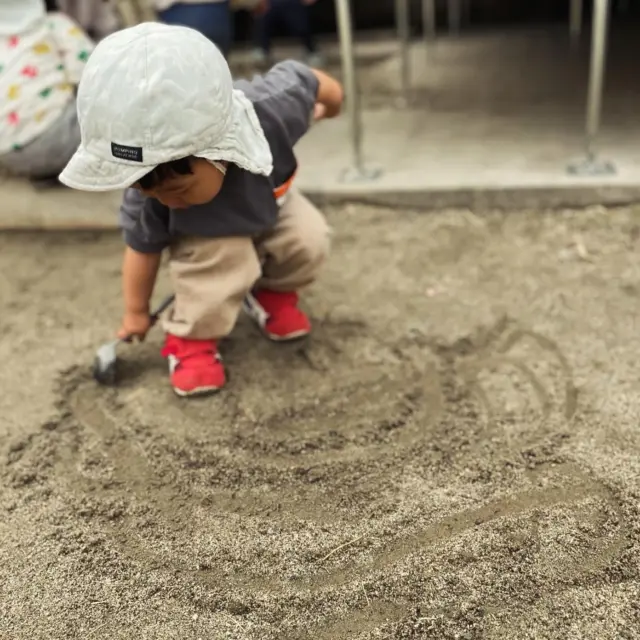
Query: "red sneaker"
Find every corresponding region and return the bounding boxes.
[161,335,226,397]
[243,289,311,341]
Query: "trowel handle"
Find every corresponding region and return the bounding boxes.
[149,294,176,325]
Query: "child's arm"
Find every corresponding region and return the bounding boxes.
[118,188,172,340]
[47,12,95,86]
[310,68,344,120]
[243,61,343,147]
[119,247,162,340]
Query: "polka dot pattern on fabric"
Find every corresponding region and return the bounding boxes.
[21,65,38,78]
[1,11,95,155]
[33,43,51,55]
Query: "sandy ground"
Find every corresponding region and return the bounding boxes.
[1,203,640,640]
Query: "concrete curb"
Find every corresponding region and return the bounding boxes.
[2,180,640,232]
[0,178,122,231]
[304,184,640,212]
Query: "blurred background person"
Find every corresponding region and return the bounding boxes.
[154,0,267,58]
[252,0,323,68]
[48,0,120,39]
[0,0,94,185]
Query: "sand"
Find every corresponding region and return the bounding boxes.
[1,203,640,639]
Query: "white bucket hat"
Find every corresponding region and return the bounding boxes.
[59,22,273,191]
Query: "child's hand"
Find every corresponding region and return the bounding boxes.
[118,310,152,342]
[313,103,327,121]
[310,69,344,119]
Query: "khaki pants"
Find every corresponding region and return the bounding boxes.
[163,190,330,340]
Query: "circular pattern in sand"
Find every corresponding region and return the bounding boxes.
[50,318,628,638]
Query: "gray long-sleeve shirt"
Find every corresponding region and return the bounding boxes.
[119,60,319,254]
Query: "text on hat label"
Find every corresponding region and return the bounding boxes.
[111,142,143,162]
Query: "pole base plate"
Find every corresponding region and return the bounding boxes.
[567,156,616,177]
[339,165,384,184]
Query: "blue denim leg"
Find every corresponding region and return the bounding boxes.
[278,0,315,53]
[158,1,233,57]
[254,0,315,54]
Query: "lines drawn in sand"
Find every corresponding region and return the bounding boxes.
[426,316,578,429]
[40,317,627,639]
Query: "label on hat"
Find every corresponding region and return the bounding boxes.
[111,142,143,162]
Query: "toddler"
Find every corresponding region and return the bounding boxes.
[59,22,343,397]
[0,0,94,183]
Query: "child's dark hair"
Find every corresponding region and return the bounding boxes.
[137,157,194,190]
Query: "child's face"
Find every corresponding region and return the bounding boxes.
[137,158,225,209]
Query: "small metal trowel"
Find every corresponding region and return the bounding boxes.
[93,294,175,386]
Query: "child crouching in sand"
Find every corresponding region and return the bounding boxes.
[59,23,343,397]
[0,0,94,184]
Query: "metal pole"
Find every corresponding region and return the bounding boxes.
[395,0,411,104]
[585,0,610,158]
[334,0,362,172]
[567,0,615,175]
[334,0,382,182]
[423,0,436,40]
[570,0,583,43]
